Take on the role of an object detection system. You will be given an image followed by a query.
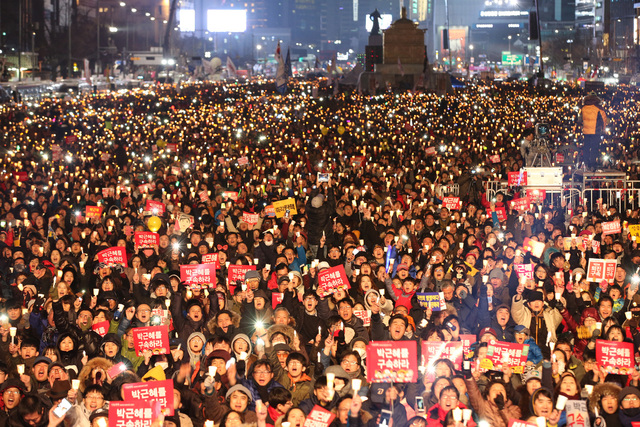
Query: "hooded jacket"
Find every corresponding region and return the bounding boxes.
[588,383,622,427]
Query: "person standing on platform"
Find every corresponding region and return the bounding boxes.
[579,92,608,171]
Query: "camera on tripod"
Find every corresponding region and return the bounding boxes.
[535,123,550,139]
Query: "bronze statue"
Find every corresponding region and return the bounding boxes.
[370,9,381,35]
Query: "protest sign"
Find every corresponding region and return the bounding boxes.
[442,197,461,210]
[480,340,529,373]
[353,310,371,327]
[318,265,350,298]
[135,232,159,248]
[565,400,589,427]
[522,237,545,258]
[201,253,219,268]
[273,198,297,218]
[421,341,463,370]
[109,401,160,427]
[122,379,174,416]
[92,321,110,337]
[181,264,217,286]
[272,292,284,309]
[132,326,169,356]
[596,340,634,374]
[85,206,103,219]
[303,405,336,427]
[513,264,534,280]
[366,340,417,383]
[242,212,259,227]
[509,421,537,427]
[415,293,447,311]
[510,197,531,211]
[508,171,528,186]
[145,200,165,215]
[587,259,617,283]
[602,220,621,236]
[97,247,128,267]
[228,265,256,285]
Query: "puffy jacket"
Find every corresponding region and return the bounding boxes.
[581,103,607,135]
[465,378,521,427]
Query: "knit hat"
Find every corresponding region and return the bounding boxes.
[225,384,253,402]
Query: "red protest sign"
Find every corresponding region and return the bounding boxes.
[303,405,336,427]
[135,232,159,248]
[421,341,463,370]
[122,379,174,416]
[166,143,178,152]
[180,264,217,286]
[508,171,528,186]
[201,253,219,269]
[85,205,103,219]
[526,189,546,203]
[353,309,371,327]
[221,191,238,201]
[489,154,501,163]
[442,197,461,210]
[587,259,617,283]
[426,146,436,156]
[132,326,169,356]
[242,212,259,227]
[97,247,128,267]
[228,265,256,286]
[596,340,634,374]
[556,152,565,164]
[238,156,249,166]
[481,340,529,373]
[145,200,166,215]
[514,264,534,280]
[318,265,350,298]
[272,292,284,309]
[92,320,110,337]
[488,207,507,222]
[366,340,417,383]
[109,401,160,427]
[602,220,621,236]
[264,205,276,217]
[14,172,28,182]
[510,197,531,211]
[199,191,210,203]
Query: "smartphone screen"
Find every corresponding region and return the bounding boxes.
[53,398,72,418]
[415,397,425,411]
[379,409,392,427]
[107,362,126,379]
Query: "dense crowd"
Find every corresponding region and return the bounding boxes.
[0,79,639,427]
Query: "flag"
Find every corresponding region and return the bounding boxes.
[285,48,292,79]
[84,58,91,85]
[275,43,287,94]
[397,57,404,76]
[226,56,237,77]
[314,55,320,69]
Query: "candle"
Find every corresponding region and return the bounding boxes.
[72,379,80,389]
[326,372,335,390]
[208,366,217,377]
[17,364,24,375]
[351,379,362,392]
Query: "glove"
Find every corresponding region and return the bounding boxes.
[203,376,215,393]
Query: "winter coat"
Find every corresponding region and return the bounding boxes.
[465,377,522,427]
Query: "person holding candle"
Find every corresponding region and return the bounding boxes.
[426,385,477,427]
[298,375,341,415]
[587,383,621,427]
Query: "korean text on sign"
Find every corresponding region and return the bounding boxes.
[596,340,634,374]
[181,264,217,286]
[366,340,417,383]
[132,326,169,356]
[122,379,174,416]
[108,401,159,427]
[317,265,350,297]
[481,340,529,374]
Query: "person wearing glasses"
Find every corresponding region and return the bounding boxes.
[231,360,283,411]
[66,385,106,427]
[426,385,476,427]
[619,387,640,427]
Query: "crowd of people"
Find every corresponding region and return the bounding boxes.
[0,78,638,427]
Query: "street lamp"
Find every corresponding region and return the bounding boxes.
[109,26,118,32]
